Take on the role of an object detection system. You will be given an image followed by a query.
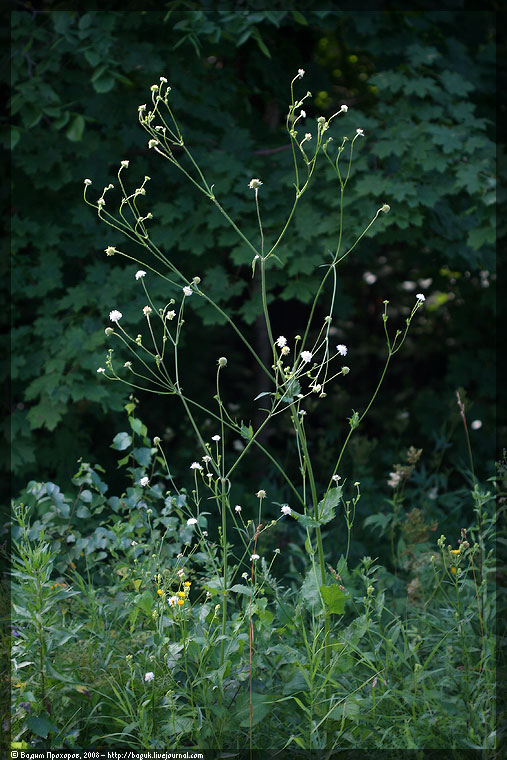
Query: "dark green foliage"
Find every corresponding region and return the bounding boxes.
[9,10,496,498]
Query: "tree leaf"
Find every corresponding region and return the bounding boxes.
[111,432,132,451]
[66,114,85,142]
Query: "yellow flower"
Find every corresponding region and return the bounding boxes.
[177,591,185,598]
[450,549,460,555]
[177,599,185,606]
[157,589,163,596]
[184,581,191,587]
[450,566,457,575]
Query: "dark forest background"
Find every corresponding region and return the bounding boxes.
[9,8,498,552]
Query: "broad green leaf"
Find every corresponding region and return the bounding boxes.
[320,584,347,615]
[111,432,132,451]
[317,486,342,525]
[240,422,253,440]
[26,713,58,738]
[130,416,148,437]
[133,447,152,467]
[230,584,251,596]
[294,512,320,528]
[92,74,115,93]
[66,114,85,142]
[299,568,321,611]
[280,378,301,403]
[134,590,154,617]
[235,690,273,727]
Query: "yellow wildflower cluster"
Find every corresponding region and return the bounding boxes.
[166,580,192,607]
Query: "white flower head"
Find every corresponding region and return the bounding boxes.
[235,505,242,512]
[248,178,263,190]
[356,128,364,136]
[332,474,341,483]
[336,344,348,356]
[190,462,202,471]
[341,366,350,375]
[121,160,129,168]
[84,178,92,186]
[276,336,287,348]
[298,68,305,78]
[212,435,221,442]
[340,104,348,112]
[250,554,260,561]
[109,310,122,322]
[183,286,193,297]
[168,595,179,606]
[97,367,105,374]
[256,489,267,499]
[304,132,312,140]
[281,504,291,516]
[160,76,168,83]
[281,345,290,355]
[300,110,306,118]
[187,518,198,526]
[135,270,146,280]
[363,271,377,284]
[471,420,482,430]
[144,672,155,682]
[416,293,426,302]
[143,305,152,317]
[300,351,313,364]
[139,476,149,487]
[166,310,176,320]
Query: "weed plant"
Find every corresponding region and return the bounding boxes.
[10,73,496,752]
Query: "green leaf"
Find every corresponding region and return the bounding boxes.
[235,690,273,727]
[92,72,115,93]
[11,127,20,150]
[66,114,85,142]
[320,584,347,615]
[129,416,148,437]
[251,27,271,59]
[111,432,132,451]
[280,378,301,403]
[230,584,251,596]
[240,422,253,440]
[294,512,320,528]
[317,486,342,525]
[26,713,58,738]
[254,391,272,401]
[134,589,154,617]
[292,10,308,25]
[299,568,321,611]
[133,447,152,467]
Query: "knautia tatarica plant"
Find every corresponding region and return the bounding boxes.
[83,70,428,746]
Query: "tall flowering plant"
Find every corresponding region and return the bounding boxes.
[85,71,425,688]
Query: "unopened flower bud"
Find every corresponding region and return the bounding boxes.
[217,357,227,368]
